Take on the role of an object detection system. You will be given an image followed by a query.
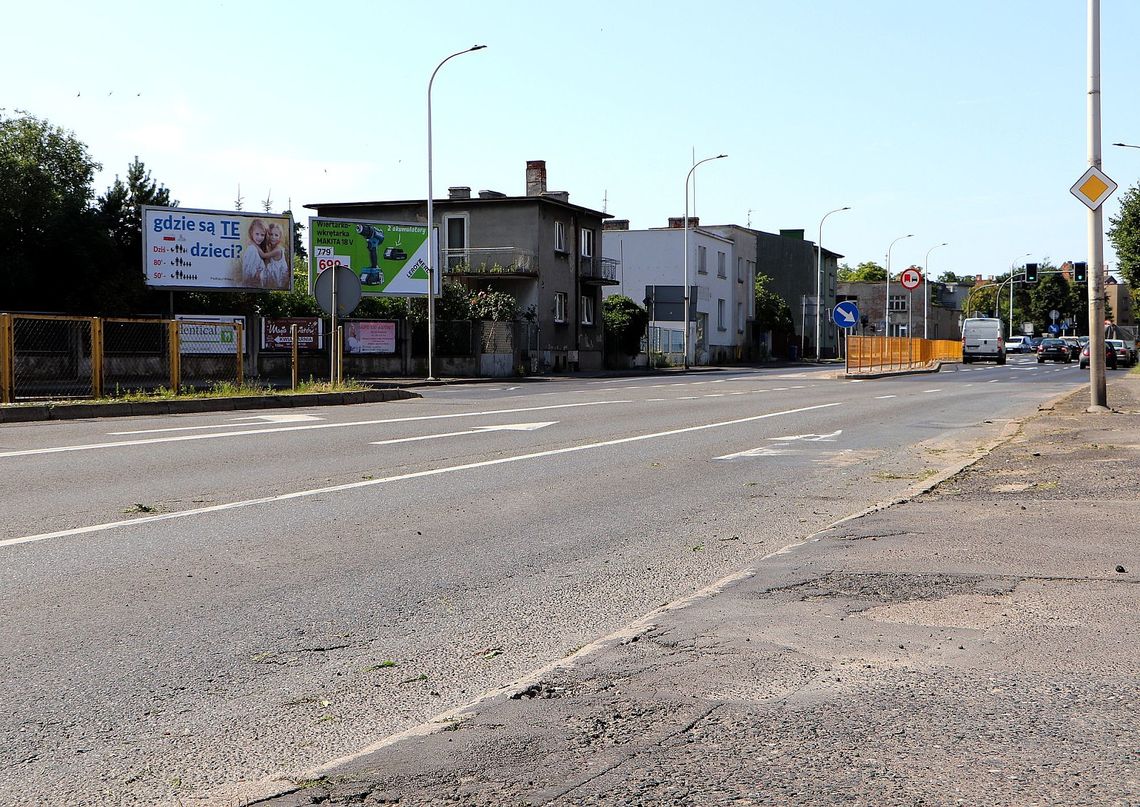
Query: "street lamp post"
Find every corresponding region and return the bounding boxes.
[682,153,727,369]
[1004,253,1030,337]
[426,44,486,381]
[884,234,914,337]
[923,242,947,339]
[815,206,850,360]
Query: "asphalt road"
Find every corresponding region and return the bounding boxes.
[0,356,1090,805]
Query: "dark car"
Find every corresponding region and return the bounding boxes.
[1063,337,1083,357]
[1107,339,1135,368]
[1079,343,1117,370]
[1037,338,1071,363]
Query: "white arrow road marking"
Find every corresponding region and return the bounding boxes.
[370,422,556,447]
[3,402,841,548]
[110,413,325,435]
[716,446,799,459]
[232,413,324,424]
[767,429,842,442]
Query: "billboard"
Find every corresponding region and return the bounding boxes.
[144,206,294,291]
[308,217,437,297]
[175,315,245,354]
[262,318,324,350]
[345,321,397,354]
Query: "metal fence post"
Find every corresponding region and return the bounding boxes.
[0,313,12,403]
[168,319,181,394]
[91,317,104,399]
[291,324,299,391]
[235,321,244,387]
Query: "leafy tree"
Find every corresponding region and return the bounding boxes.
[96,156,177,314]
[469,287,518,321]
[602,294,649,357]
[838,261,886,282]
[1108,182,1140,290]
[937,271,970,284]
[1027,265,1070,332]
[0,112,102,311]
[754,272,793,335]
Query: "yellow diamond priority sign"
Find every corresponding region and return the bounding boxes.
[1070,165,1118,210]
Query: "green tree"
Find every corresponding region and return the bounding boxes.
[838,261,886,282]
[602,294,649,357]
[937,270,969,284]
[754,272,793,336]
[1108,182,1140,289]
[1027,265,1070,332]
[0,112,102,311]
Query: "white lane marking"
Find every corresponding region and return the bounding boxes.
[0,401,630,460]
[874,395,897,399]
[3,402,843,548]
[703,394,725,398]
[110,413,325,435]
[924,389,942,393]
[988,379,1000,383]
[716,446,797,458]
[646,398,666,402]
[369,422,556,446]
[678,396,700,400]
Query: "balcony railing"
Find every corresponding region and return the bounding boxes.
[581,256,620,284]
[445,247,538,277]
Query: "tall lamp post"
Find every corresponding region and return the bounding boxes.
[682,153,727,369]
[426,44,486,381]
[815,206,851,359]
[923,242,947,339]
[884,234,914,337]
[1004,252,1030,337]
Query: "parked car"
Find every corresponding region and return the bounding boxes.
[1079,343,1118,370]
[1037,338,1072,363]
[1004,336,1030,353]
[962,318,1006,364]
[1106,339,1134,367]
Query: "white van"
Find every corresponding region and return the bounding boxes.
[962,318,1006,364]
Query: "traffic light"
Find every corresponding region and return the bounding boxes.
[1025,263,1038,283]
[1074,262,1087,283]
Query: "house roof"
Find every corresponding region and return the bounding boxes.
[304,195,611,219]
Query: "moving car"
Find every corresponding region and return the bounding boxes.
[1063,337,1083,357]
[1004,336,1029,353]
[962,318,1006,364]
[1037,338,1071,363]
[1079,342,1117,370]
[1106,339,1135,367]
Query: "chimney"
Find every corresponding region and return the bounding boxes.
[603,219,630,231]
[526,160,547,195]
[477,189,506,199]
[448,186,471,200]
[667,216,697,228]
[542,190,569,203]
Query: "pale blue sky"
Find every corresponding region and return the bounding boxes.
[5,0,1139,279]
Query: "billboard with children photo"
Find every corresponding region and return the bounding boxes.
[308,217,436,297]
[143,206,294,291]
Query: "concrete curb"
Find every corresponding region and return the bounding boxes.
[0,388,420,423]
[841,361,947,380]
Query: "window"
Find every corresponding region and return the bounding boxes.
[697,245,707,274]
[737,257,744,283]
[580,228,594,258]
[581,294,594,325]
[554,292,567,323]
[737,301,744,334]
[718,299,727,331]
[889,294,907,311]
[554,221,567,253]
[444,215,468,269]
[717,251,726,278]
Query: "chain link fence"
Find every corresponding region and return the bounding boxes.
[0,314,244,403]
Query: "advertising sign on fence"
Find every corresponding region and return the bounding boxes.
[308,218,436,297]
[345,321,397,354]
[176,315,245,354]
[262,318,324,350]
[143,206,294,292]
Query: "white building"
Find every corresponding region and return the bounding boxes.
[602,218,752,365]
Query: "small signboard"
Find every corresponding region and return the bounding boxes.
[832,301,860,329]
[1070,166,1117,210]
[262,318,324,350]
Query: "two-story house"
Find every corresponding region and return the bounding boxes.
[307,160,616,373]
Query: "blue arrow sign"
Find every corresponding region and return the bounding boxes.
[832,300,859,329]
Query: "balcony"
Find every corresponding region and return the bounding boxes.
[581,256,620,285]
[445,247,538,278]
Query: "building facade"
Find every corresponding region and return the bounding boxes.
[307,161,615,372]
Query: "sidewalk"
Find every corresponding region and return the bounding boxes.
[252,376,1140,806]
